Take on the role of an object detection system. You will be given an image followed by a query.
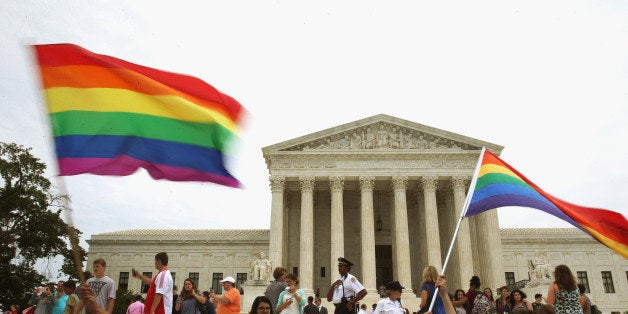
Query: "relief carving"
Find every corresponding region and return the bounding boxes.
[288,122,473,151]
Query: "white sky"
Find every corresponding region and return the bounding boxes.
[1,1,627,278]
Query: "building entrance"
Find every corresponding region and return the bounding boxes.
[375,245,392,287]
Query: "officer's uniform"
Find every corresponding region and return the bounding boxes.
[331,258,365,314]
[373,281,407,314]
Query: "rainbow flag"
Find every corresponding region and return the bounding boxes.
[33,44,244,187]
[465,148,628,259]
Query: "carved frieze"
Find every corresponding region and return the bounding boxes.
[281,122,476,151]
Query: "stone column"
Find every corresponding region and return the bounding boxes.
[451,176,474,288]
[476,210,505,288]
[299,176,315,293]
[268,176,285,268]
[329,176,345,281]
[391,176,412,290]
[359,176,377,293]
[421,176,442,268]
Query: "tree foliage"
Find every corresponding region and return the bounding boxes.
[0,142,86,308]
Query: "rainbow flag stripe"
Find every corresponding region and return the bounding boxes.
[33,44,244,187]
[466,150,628,259]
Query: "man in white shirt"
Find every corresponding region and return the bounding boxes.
[326,257,367,314]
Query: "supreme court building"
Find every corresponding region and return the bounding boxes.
[86,115,628,312]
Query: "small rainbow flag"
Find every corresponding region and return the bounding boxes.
[465,148,628,259]
[33,44,244,187]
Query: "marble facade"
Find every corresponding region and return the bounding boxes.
[85,115,627,312]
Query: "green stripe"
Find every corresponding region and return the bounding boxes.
[50,111,234,151]
[475,173,534,191]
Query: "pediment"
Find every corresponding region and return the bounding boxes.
[262,114,502,154]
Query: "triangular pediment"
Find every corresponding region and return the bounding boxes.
[262,114,502,154]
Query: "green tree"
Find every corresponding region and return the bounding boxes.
[112,288,140,314]
[0,142,86,308]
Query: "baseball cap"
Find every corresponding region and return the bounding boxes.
[220,276,236,283]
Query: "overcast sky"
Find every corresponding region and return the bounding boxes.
[1,1,627,279]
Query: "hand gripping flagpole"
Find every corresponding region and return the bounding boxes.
[427,147,486,313]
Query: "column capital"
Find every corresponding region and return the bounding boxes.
[391,176,408,191]
[299,176,316,191]
[421,176,439,191]
[269,176,285,192]
[329,176,345,192]
[450,176,469,191]
[359,176,375,191]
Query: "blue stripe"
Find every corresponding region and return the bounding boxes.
[55,135,233,178]
[471,183,554,208]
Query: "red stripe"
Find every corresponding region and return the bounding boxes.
[33,44,244,122]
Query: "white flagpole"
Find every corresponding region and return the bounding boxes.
[427,147,486,312]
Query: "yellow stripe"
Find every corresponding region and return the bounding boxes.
[478,163,520,179]
[583,226,628,259]
[45,87,238,133]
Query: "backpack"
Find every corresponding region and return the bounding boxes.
[471,290,491,314]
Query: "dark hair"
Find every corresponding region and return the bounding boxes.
[535,293,542,298]
[135,294,143,301]
[577,283,586,294]
[470,276,481,288]
[203,291,211,298]
[155,252,169,266]
[453,289,466,301]
[510,289,527,302]
[63,280,76,289]
[250,296,274,314]
[308,296,314,303]
[538,304,556,314]
[286,273,299,284]
[273,267,288,279]
[553,265,576,291]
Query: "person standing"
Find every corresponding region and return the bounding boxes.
[134,252,174,314]
[546,265,582,314]
[175,278,207,314]
[419,266,446,314]
[265,267,288,311]
[30,283,55,314]
[277,274,306,314]
[303,296,319,314]
[577,284,591,314]
[53,281,69,314]
[451,276,482,314]
[202,291,217,314]
[326,257,367,314]
[495,286,511,314]
[63,281,79,314]
[210,276,241,314]
[127,295,145,314]
[373,281,408,314]
[76,258,116,313]
[531,294,544,313]
[172,285,180,314]
[314,298,327,314]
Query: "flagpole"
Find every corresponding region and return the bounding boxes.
[56,176,87,284]
[427,147,486,312]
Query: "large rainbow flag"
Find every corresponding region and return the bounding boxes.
[465,148,628,259]
[33,44,244,187]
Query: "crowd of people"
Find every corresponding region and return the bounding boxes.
[12,252,595,314]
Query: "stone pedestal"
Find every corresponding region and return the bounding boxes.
[242,280,270,314]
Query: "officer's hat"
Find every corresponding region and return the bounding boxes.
[337,257,354,267]
[384,281,405,291]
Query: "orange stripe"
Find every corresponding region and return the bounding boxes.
[40,65,234,123]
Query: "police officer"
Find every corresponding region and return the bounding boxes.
[373,281,409,314]
[326,257,367,314]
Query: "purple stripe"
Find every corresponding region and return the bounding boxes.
[58,156,240,187]
[467,194,583,231]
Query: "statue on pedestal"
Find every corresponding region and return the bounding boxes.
[250,252,272,281]
[527,252,552,286]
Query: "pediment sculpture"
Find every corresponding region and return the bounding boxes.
[283,122,473,151]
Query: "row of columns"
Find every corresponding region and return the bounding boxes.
[267,175,482,293]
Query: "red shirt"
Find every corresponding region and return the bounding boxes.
[145,271,166,314]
